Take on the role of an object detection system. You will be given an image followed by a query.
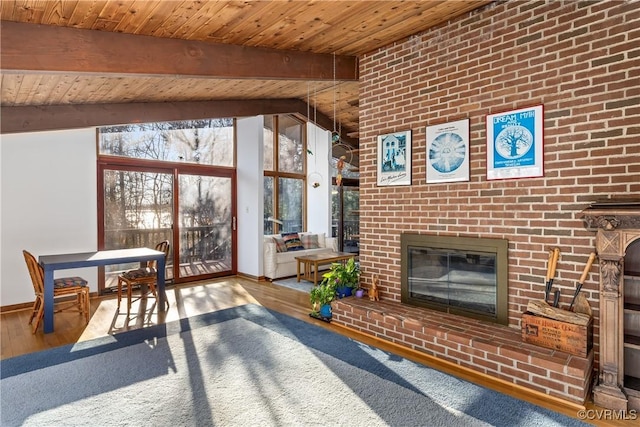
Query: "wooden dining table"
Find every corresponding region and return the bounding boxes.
[38,248,167,333]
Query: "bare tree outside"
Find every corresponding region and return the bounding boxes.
[98,119,235,285]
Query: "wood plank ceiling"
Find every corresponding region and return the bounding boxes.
[0,0,492,155]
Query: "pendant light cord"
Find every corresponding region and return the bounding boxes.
[333,52,337,134]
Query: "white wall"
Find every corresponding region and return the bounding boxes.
[306,125,332,235]
[236,116,264,278]
[0,128,98,306]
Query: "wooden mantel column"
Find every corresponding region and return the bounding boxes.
[581,203,640,412]
[594,234,626,410]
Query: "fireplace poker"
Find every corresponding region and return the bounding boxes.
[569,252,596,311]
[545,248,560,304]
[553,289,561,307]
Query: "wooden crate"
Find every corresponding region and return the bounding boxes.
[522,312,593,357]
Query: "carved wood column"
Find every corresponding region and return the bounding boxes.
[581,204,640,411]
[594,228,627,410]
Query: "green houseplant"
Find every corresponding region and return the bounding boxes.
[310,282,336,318]
[321,258,360,298]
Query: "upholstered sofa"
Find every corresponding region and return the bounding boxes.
[263,232,337,280]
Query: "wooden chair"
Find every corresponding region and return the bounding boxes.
[117,240,170,315]
[23,250,90,334]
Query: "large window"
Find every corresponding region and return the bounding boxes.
[98,119,236,292]
[100,119,234,166]
[263,115,306,234]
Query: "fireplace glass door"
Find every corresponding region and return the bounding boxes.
[401,233,508,324]
[408,247,497,316]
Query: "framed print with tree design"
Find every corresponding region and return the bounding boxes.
[426,119,469,183]
[377,130,411,186]
[486,105,544,180]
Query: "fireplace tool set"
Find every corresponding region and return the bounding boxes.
[522,249,597,357]
[543,247,596,311]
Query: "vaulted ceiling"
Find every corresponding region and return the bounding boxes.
[0,0,492,156]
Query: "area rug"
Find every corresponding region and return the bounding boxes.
[1,304,587,427]
[272,276,314,293]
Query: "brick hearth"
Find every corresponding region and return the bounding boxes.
[332,298,593,405]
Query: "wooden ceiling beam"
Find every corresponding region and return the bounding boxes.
[0,21,358,81]
[0,99,304,134]
[1,97,358,165]
[1,98,355,150]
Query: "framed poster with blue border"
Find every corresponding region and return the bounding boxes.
[486,105,544,180]
[426,118,470,183]
[377,130,411,186]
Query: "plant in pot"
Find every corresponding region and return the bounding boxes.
[310,282,336,319]
[321,258,360,298]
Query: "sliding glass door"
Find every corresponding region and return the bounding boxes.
[102,168,175,289]
[99,165,236,292]
[98,119,237,293]
[178,174,233,280]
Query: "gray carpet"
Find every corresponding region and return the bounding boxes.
[272,276,314,293]
[1,304,588,427]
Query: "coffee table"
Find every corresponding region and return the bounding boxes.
[296,252,355,285]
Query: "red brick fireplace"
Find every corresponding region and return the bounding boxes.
[341,0,638,409]
[332,213,595,406]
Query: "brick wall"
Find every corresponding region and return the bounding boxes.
[357,0,639,365]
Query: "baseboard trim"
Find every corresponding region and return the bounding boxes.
[1,292,98,314]
[0,301,32,313]
[237,271,261,281]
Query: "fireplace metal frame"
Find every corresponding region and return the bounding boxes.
[400,233,509,325]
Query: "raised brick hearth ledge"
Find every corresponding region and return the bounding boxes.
[332,298,593,405]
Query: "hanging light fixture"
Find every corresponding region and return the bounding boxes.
[307,82,323,189]
[331,52,340,144]
[329,52,354,186]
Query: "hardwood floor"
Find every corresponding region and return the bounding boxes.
[1,276,633,426]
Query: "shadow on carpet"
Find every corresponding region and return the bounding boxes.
[272,276,314,293]
[1,304,588,427]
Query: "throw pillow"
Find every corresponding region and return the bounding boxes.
[301,233,319,249]
[281,232,304,251]
[272,236,287,253]
[317,232,326,248]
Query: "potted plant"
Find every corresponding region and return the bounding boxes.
[321,258,360,298]
[310,282,336,319]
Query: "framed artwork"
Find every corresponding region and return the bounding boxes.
[377,130,411,186]
[426,119,470,183]
[486,105,544,180]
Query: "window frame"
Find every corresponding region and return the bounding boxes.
[263,114,307,234]
[96,119,238,294]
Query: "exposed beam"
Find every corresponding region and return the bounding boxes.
[1,97,358,165]
[0,21,358,81]
[1,98,354,146]
[0,99,307,134]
